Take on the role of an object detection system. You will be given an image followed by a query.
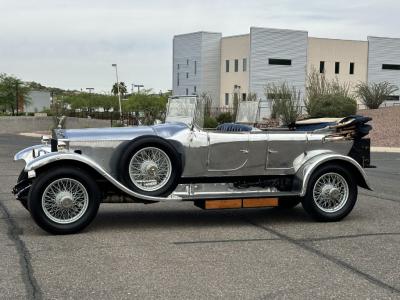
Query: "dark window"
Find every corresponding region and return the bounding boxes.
[234,59,239,72]
[243,58,247,72]
[335,62,340,74]
[242,93,246,101]
[386,95,400,100]
[177,73,179,86]
[225,60,229,72]
[186,72,189,79]
[185,88,188,95]
[225,93,229,105]
[350,62,355,75]
[382,64,400,70]
[269,58,291,66]
[194,61,197,74]
[320,61,325,73]
[186,59,189,65]
[177,64,180,70]
[194,86,196,93]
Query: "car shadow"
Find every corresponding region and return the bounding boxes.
[88,206,311,233]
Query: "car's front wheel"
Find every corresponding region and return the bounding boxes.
[28,166,101,234]
[302,163,357,222]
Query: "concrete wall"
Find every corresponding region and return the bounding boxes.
[368,36,400,101]
[219,34,250,107]
[308,37,368,96]
[172,31,222,106]
[0,117,110,134]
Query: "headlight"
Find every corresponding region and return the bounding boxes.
[41,135,50,145]
[57,141,67,151]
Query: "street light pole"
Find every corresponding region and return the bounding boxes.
[134,84,144,93]
[112,64,122,119]
[86,87,94,94]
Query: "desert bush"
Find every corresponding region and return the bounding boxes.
[355,81,398,109]
[308,94,357,118]
[216,112,234,124]
[265,82,302,125]
[204,116,218,128]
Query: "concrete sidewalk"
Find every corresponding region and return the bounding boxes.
[371,146,400,153]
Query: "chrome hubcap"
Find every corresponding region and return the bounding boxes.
[41,178,89,224]
[313,172,349,213]
[129,147,172,192]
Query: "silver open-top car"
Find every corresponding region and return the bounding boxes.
[13,96,373,234]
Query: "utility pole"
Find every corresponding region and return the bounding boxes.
[15,82,19,116]
[112,64,122,119]
[134,84,144,93]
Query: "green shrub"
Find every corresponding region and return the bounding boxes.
[308,94,357,118]
[204,116,218,128]
[355,81,398,109]
[216,112,234,124]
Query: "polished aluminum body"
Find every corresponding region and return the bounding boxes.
[14,96,371,202]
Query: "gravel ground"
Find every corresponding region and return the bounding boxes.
[358,106,400,147]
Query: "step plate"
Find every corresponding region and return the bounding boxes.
[195,198,278,210]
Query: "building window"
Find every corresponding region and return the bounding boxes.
[187,59,189,65]
[186,72,189,79]
[225,93,229,106]
[234,59,239,72]
[194,61,197,74]
[177,64,180,70]
[242,93,246,101]
[335,62,340,74]
[386,95,400,100]
[177,73,179,86]
[185,88,188,95]
[269,58,291,66]
[243,58,247,72]
[194,86,196,93]
[320,61,325,73]
[350,62,355,75]
[225,60,229,72]
[382,64,400,70]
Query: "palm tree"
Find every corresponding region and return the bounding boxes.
[111,82,128,97]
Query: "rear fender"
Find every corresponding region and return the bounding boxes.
[295,153,372,196]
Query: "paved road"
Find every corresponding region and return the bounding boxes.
[0,134,399,299]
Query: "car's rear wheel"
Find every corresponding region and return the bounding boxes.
[28,166,101,234]
[302,163,357,222]
[120,138,182,197]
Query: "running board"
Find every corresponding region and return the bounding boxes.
[194,198,279,209]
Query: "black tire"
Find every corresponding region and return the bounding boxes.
[119,137,182,197]
[301,163,358,222]
[16,170,29,211]
[276,197,301,209]
[28,166,101,234]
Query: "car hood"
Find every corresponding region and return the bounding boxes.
[53,122,189,141]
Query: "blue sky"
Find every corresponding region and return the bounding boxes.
[0,0,399,93]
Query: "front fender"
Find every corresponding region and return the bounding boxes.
[296,153,372,196]
[23,151,182,202]
[14,145,51,164]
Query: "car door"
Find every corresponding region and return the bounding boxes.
[207,132,249,172]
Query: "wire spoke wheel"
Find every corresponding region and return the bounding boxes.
[41,178,89,224]
[129,147,172,192]
[312,172,349,213]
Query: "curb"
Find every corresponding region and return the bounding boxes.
[371,147,400,153]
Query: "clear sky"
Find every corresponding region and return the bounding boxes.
[1,0,399,93]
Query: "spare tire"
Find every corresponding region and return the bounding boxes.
[119,137,182,197]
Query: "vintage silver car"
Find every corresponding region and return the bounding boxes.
[13,96,372,234]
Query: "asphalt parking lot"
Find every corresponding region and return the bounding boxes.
[0,134,399,299]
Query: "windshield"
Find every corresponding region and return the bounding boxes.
[165,96,203,128]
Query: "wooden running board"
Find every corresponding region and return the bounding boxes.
[194,197,279,210]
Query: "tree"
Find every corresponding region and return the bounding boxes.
[111,82,128,97]
[355,81,399,109]
[0,73,31,115]
[123,92,167,125]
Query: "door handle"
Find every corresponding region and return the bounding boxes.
[240,149,249,154]
[268,149,278,154]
